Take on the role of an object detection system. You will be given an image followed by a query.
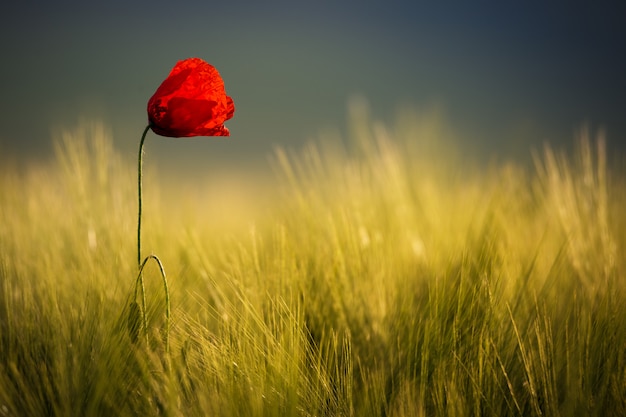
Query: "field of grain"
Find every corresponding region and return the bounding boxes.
[1,109,624,416]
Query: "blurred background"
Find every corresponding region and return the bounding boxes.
[1,0,625,176]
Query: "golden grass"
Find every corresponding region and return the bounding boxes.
[0,108,624,416]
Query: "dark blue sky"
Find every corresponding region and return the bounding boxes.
[1,0,625,170]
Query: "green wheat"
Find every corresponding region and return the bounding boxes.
[0,108,624,416]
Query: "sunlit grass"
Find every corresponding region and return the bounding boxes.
[0,106,624,416]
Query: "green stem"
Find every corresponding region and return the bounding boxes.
[138,124,150,267]
[134,254,171,353]
[135,125,171,354]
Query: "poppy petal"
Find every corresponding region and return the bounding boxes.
[147,58,234,137]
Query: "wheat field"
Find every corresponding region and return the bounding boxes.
[0,107,625,416]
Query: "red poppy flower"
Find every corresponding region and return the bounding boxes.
[147,58,235,137]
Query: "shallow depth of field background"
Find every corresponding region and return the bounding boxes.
[1,106,625,415]
[2,1,626,169]
[1,1,626,416]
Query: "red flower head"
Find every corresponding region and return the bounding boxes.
[147,58,235,137]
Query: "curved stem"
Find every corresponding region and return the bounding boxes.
[134,125,171,356]
[134,254,171,353]
[138,124,151,267]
